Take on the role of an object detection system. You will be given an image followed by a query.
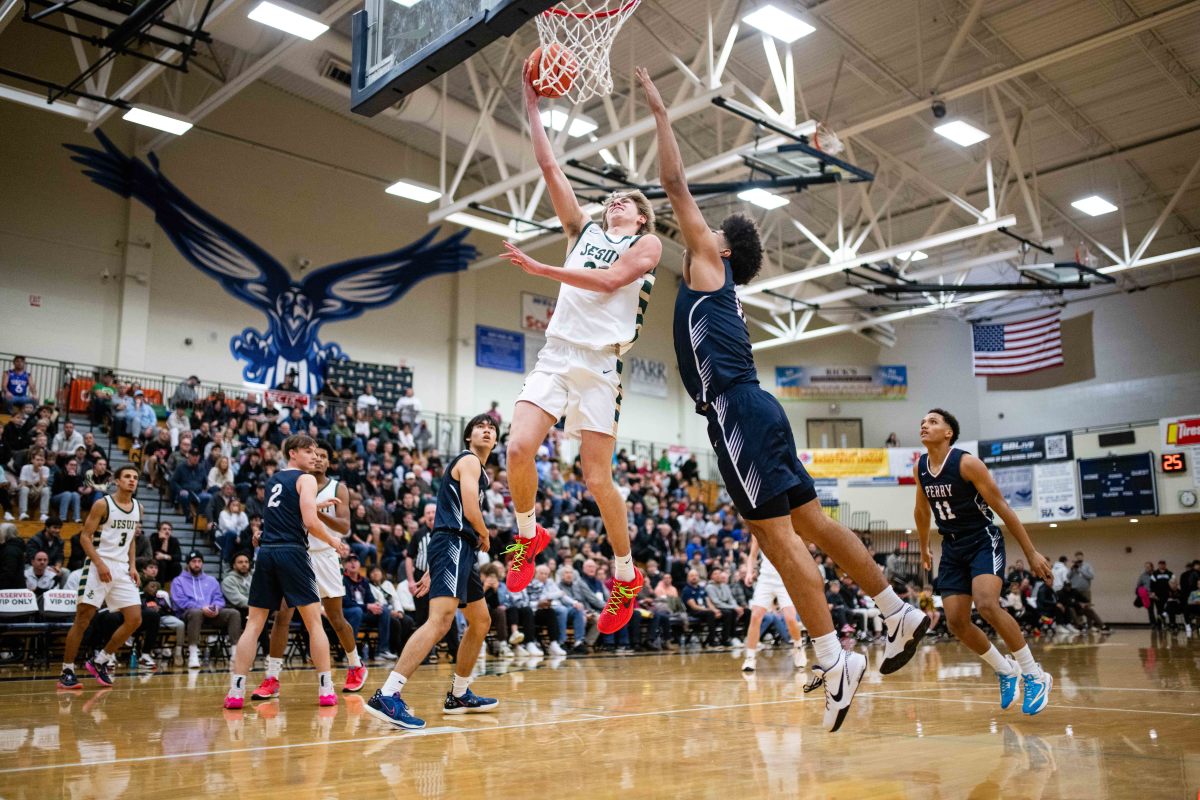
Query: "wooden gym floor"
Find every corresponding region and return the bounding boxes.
[0,630,1196,799]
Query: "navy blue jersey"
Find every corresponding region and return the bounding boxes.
[262,469,309,547]
[433,450,489,548]
[917,449,995,536]
[673,258,758,409]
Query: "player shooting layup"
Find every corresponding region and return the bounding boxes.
[499,58,662,636]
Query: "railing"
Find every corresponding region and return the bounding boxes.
[0,352,723,481]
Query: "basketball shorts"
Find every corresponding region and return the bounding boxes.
[516,337,622,439]
[750,572,797,610]
[78,560,140,610]
[705,384,816,520]
[310,548,345,600]
[248,545,319,610]
[427,532,484,608]
[935,526,1006,597]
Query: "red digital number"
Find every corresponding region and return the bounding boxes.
[1161,452,1186,472]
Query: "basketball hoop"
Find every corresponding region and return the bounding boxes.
[536,0,641,103]
[813,123,844,157]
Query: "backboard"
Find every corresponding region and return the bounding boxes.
[351,0,558,117]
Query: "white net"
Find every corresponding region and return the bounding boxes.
[535,0,641,103]
[813,123,843,157]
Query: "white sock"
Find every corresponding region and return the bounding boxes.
[873,587,905,618]
[452,674,471,698]
[189,645,199,658]
[382,671,407,697]
[812,632,841,670]
[318,672,333,695]
[229,673,246,698]
[613,553,635,582]
[981,644,1015,675]
[516,508,536,539]
[346,650,361,668]
[265,657,283,680]
[1012,644,1038,675]
[96,650,113,665]
[62,662,75,673]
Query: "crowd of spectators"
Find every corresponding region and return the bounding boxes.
[1137,559,1200,632]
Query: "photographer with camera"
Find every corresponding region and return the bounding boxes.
[1067,550,1109,633]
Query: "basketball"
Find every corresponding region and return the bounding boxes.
[526,43,578,99]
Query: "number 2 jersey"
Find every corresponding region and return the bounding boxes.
[94,495,141,566]
[917,448,995,536]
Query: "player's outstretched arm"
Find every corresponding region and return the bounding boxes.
[500,235,661,293]
[453,454,491,551]
[913,465,933,572]
[960,454,1053,581]
[316,482,351,536]
[636,67,724,291]
[523,61,588,241]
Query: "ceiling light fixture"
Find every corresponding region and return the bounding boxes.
[1071,195,1118,216]
[738,187,789,210]
[742,4,815,43]
[121,106,193,135]
[540,108,598,138]
[385,180,441,204]
[447,212,539,241]
[934,120,989,147]
[247,1,328,40]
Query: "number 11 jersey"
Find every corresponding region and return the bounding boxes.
[917,448,995,536]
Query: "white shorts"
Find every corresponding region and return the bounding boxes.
[516,337,622,439]
[78,561,141,610]
[310,549,345,600]
[751,575,797,611]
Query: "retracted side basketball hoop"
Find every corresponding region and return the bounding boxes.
[535,0,640,103]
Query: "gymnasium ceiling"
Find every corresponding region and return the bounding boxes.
[2,0,1199,345]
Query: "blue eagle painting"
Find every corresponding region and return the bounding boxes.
[65,131,478,394]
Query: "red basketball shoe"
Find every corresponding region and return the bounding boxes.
[504,526,551,591]
[251,676,280,700]
[597,569,644,635]
[343,665,368,693]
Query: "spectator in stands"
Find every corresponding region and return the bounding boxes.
[705,567,742,646]
[152,521,183,584]
[244,484,267,519]
[1007,559,1033,586]
[365,566,403,659]
[0,524,24,589]
[682,569,720,646]
[311,401,333,437]
[18,448,50,521]
[171,376,201,408]
[141,428,173,488]
[207,456,235,492]
[172,551,243,668]
[1150,560,1174,630]
[274,369,300,393]
[131,523,154,571]
[89,371,117,428]
[51,420,83,461]
[2,356,36,412]
[394,387,421,427]
[140,575,184,664]
[167,405,191,449]
[341,555,369,651]
[50,460,83,522]
[171,450,210,522]
[25,517,65,568]
[826,579,852,634]
[216,498,250,565]
[0,462,13,521]
[81,457,111,512]
[121,391,158,444]
[24,550,61,594]
[220,553,253,616]
[356,384,380,414]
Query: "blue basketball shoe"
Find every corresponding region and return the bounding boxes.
[997,656,1020,710]
[443,688,499,714]
[366,689,425,730]
[1021,668,1053,715]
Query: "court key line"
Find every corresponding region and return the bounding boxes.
[0,688,930,775]
[860,692,1200,717]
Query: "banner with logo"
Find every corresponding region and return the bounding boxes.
[626,357,670,398]
[799,448,890,478]
[994,465,1034,509]
[1035,461,1079,521]
[888,448,924,478]
[476,325,525,373]
[978,431,1072,466]
[1160,414,1200,451]
[775,365,907,401]
[520,292,557,333]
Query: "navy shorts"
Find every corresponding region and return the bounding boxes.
[705,384,816,520]
[427,532,484,608]
[248,545,319,610]
[935,527,1006,597]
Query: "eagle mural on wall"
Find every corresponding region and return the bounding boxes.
[65,131,478,393]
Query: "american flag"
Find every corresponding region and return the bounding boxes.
[971,312,1064,375]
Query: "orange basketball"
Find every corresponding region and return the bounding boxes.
[527,43,578,99]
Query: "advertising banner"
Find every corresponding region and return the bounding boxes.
[994,465,1034,509]
[476,326,525,373]
[627,357,670,398]
[520,292,556,333]
[798,448,890,478]
[1160,414,1200,450]
[978,431,1072,466]
[776,365,907,401]
[1034,461,1079,521]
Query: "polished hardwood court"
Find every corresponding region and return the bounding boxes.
[0,630,1197,799]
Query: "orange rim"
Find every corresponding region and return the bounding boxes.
[543,0,639,20]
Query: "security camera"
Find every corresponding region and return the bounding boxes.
[931,99,947,119]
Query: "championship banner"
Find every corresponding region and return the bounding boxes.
[994,465,1034,509]
[775,365,907,401]
[978,431,1072,466]
[521,292,557,333]
[627,357,669,398]
[1035,461,1079,521]
[1160,414,1200,450]
[798,448,890,478]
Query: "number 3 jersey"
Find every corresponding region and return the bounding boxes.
[95,495,141,566]
[917,448,995,536]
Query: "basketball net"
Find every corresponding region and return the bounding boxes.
[536,0,641,103]
[813,123,844,157]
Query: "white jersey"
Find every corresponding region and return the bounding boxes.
[759,553,781,581]
[545,221,655,354]
[307,477,341,553]
[94,495,140,566]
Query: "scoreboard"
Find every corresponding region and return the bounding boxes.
[1078,452,1158,518]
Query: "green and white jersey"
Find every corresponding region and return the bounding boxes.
[94,495,140,567]
[546,221,656,355]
